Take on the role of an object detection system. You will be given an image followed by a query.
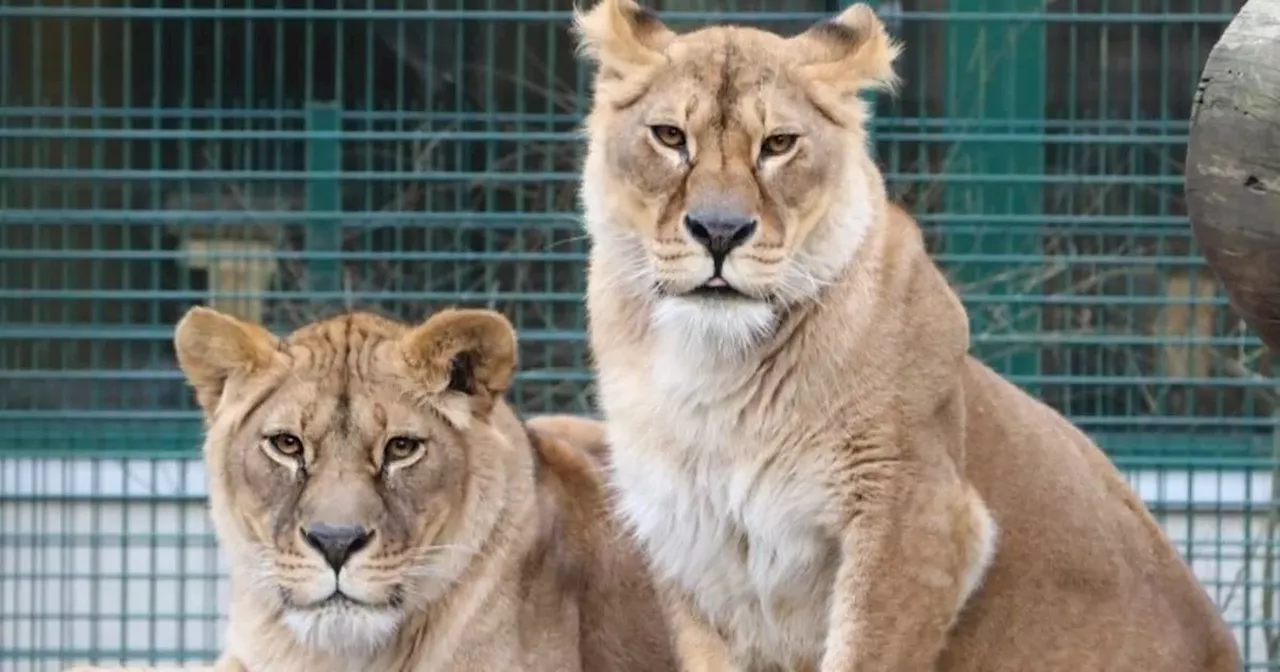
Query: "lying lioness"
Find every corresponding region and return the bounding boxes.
[159,306,675,672]
[573,0,1241,670]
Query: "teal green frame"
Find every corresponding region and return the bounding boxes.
[944,0,1045,382]
[305,102,343,295]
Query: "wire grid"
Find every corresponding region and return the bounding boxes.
[0,0,1276,669]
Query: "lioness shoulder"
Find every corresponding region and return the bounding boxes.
[574,1,1240,671]
[167,306,675,672]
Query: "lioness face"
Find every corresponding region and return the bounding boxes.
[577,0,899,349]
[174,308,518,655]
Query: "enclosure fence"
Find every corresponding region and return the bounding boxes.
[1,0,1276,670]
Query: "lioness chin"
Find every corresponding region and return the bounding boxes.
[170,306,676,672]
[574,1,1241,671]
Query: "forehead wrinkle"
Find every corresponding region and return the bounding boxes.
[712,35,735,142]
[755,50,784,130]
[344,395,386,464]
[251,363,307,438]
[316,316,381,440]
[354,329,381,383]
[333,316,362,436]
[713,33,781,144]
[299,390,332,440]
[225,375,288,447]
[682,94,698,123]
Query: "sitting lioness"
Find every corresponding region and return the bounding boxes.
[171,306,677,672]
[573,1,1241,670]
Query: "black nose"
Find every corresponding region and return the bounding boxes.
[684,214,757,261]
[302,523,374,571]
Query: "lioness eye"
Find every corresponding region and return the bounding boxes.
[384,436,424,463]
[267,433,304,457]
[761,134,798,157]
[651,125,687,150]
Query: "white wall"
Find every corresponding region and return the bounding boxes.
[1,459,1276,671]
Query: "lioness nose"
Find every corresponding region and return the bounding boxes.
[302,523,374,571]
[684,213,757,262]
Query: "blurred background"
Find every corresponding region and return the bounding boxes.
[0,0,1275,669]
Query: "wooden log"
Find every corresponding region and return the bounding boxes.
[1186,0,1280,351]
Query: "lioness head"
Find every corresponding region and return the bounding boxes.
[576,0,899,350]
[173,307,520,655]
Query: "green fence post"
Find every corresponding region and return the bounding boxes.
[944,0,1045,383]
[305,102,343,298]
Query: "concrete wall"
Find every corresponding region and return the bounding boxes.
[1,459,1275,671]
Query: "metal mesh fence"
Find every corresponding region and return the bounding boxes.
[1,0,1276,669]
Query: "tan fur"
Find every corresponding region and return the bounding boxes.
[525,414,610,464]
[170,307,676,672]
[574,2,1241,671]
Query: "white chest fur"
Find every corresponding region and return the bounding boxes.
[599,351,838,667]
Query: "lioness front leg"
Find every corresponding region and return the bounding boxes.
[821,478,996,672]
[661,580,740,672]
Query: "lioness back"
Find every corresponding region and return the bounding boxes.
[573,0,1239,670]
[944,359,1239,670]
[171,307,675,672]
[526,414,680,672]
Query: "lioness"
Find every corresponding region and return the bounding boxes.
[171,306,676,672]
[573,1,1241,671]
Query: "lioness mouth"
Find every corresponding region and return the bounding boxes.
[689,277,748,299]
[308,591,376,610]
[689,285,745,299]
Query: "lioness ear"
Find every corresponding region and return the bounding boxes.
[573,0,673,80]
[792,3,901,96]
[401,309,517,417]
[173,306,279,416]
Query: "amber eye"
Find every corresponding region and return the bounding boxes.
[760,134,799,157]
[266,433,304,457]
[384,436,424,463]
[651,125,687,150]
